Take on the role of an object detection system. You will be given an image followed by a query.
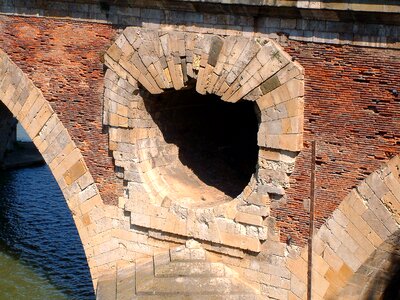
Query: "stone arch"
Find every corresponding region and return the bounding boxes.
[287,154,400,299]
[338,230,400,299]
[0,49,104,285]
[103,29,304,253]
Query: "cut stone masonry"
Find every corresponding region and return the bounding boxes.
[287,155,400,299]
[1,12,400,299]
[1,6,400,298]
[96,239,263,299]
[103,28,304,253]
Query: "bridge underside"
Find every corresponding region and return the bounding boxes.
[0,4,399,298]
[0,102,16,164]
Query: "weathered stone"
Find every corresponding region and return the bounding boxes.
[207,36,224,67]
[260,75,281,95]
[235,212,263,227]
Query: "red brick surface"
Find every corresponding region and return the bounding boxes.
[1,15,399,244]
[279,43,400,245]
[0,16,121,205]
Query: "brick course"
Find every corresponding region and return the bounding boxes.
[280,42,400,245]
[0,15,121,204]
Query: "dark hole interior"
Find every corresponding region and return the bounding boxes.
[145,88,259,199]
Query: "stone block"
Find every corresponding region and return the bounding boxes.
[21,95,44,129]
[63,159,88,186]
[116,264,136,300]
[281,116,303,134]
[322,245,343,272]
[104,54,128,80]
[384,173,400,200]
[350,211,383,248]
[345,221,375,255]
[318,225,341,252]
[279,133,303,152]
[361,209,391,241]
[49,142,75,172]
[287,255,307,284]
[312,235,326,256]
[234,212,263,227]
[382,192,400,223]
[332,209,349,228]
[260,75,281,95]
[327,218,358,252]
[261,262,291,279]
[257,183,285,196]
[26,104,54,138]
[43,129,70,164]
[311,269,330,298]
[290,274,306,298]
[367,192,398,233]
[256,93,274,111]
[336,244,361,272]
[96,274,117,300]
[219,231,261,252]
[387,156,400,176]
[16,88,40,121]
[106,43,123,62]
[2,80,18,108]
[77,171,95,191]
[246,193,270,207]
[259,149,281,162]
[119,58,140,80]
[207,36,224,67]
[170,245,191,261]
[130,212,151,228]
[366,172,389,199]
[313,253,330,277]
[78,184,99,204]
[356,181,375,201]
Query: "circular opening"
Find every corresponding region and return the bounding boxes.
[143,88,259,206]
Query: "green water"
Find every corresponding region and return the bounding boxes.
[0,251,67,300]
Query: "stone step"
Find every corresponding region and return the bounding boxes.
[134,295,264,300]
[96,242,262,299]
[136,276,258,295]
[154,261,228,278]
[96,273,117,300]
[116,265,136,300]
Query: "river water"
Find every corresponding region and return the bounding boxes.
[0,165,95,299]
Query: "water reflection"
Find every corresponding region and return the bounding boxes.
[0,165,95,299]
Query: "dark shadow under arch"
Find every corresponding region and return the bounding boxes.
[144,88,259,199]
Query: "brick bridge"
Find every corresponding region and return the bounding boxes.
[0,1,400,299]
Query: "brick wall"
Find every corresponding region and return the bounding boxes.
[0,15,121,204]
[1,14,399,245]
[279,42,400,245]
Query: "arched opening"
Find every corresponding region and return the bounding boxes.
[142,88,259,205]
[0,50,106,296]
[103,29,304,250]
[0,102,95,299]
